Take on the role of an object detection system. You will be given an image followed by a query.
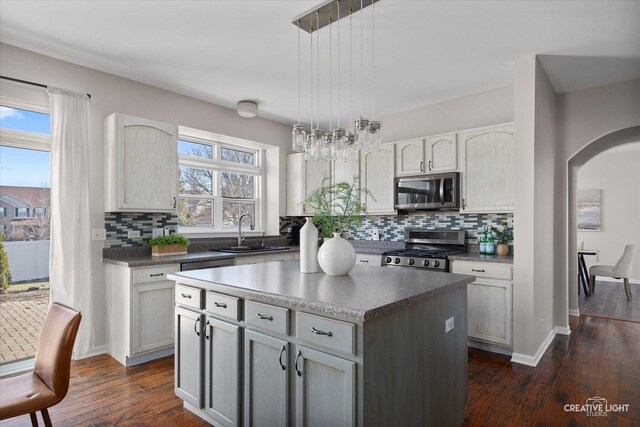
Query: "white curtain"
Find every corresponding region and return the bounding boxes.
[48,87,93,356]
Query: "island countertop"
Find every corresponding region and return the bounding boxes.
[168,260,474,323]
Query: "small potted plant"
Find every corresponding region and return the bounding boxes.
[148,234,190,257]
[491,221,513,256]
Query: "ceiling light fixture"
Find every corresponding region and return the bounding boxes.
[292,0,382,161]
[236,100,258,118]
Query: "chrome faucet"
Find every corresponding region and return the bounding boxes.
[237,214,255,248]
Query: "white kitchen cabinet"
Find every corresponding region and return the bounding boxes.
[287,153,331,216]
[459,124,514,213]
[106,263,179,367]
[395,138,425,176]
[425,133,457,172]
[355,253,381,266]
[204,317,241,427]
[295,346,356,427]
[175,306,204,409]
[332,154,361,186]
[234,252,297,266]
[244,330,289,427]
[451,260,513,351]
[360,143,396,214]
[105,113,178,212]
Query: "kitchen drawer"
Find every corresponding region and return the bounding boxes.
[175,284,203,310]
[132,264,179,284]
[206,291,241,321]
[245,301,289,336]
[355,253,381,266]
[263,253,295,263]
[451,261,512,280]
[296,312,356,356]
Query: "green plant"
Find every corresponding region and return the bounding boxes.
[148,234,190,247]
[491,221,513,245]
[304,176,374,240]
[0,233,11,293]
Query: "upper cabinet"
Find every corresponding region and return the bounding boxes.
[425,133,457,173]
[286,153,331,216]
[459,124,514,213]
[395,138,425,176]
[105,113,178,212]
[361,143,396,215]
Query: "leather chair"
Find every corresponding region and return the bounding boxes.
[589,244,636,301]
[0,302,81,426]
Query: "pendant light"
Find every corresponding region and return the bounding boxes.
[366,1,381,152]
[332,1,346,157]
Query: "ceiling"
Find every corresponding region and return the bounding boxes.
[1,1,639,126]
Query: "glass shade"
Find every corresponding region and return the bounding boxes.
[354,117,369,151]
[343,133,358,163]
[292,124,306,152]
[305,133,318,161]
[321,134,336,160]
[366,121,382,152]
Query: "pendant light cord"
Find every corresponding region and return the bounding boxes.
[329,16,332,132]
[337,1,341,129]
[360,0,364,117]
[316,10,320,130]
[310,23,314,130]
[372,2,375,120]
[349,8,353,131]
[297,20,301,125]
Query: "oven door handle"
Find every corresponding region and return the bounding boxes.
[439,178,445,204]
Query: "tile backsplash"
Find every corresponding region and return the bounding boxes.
[280,212,513,244]
[105,212,178,248]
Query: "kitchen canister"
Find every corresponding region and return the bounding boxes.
[300,218,318,273]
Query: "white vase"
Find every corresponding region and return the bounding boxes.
[300,218,318,273]
[317,232,356,276]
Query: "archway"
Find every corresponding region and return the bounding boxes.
[567,126,640,315]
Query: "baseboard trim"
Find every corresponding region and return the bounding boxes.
[0,358,34,377]
[511,329,556,367]
[468,339,512,356]
[73,345,109,361]
[554,326,571,336]
[125,347,174,367]
[569,309,580,317]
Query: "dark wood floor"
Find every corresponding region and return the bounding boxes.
[1,315,638,426]
[579,279,640,322]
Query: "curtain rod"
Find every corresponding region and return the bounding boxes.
[0,75,92,99]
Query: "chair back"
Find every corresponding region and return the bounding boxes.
[613,244,636,278]
[33,302,82,399]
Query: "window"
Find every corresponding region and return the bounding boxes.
[0,207,5,217]
[178,137,262,232]
[15,207,29,218]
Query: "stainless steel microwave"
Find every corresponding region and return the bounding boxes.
[395,172,460,211]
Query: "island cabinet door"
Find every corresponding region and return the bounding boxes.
[204,317,241,427]
[244,330,289,427]
[175,307,204,408]
[295,346,356,427]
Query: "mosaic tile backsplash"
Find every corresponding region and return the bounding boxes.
[280,212,513,244]
[105,213,178,248]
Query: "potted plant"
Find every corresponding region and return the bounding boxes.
[148,234,190,257]
[304,176,374,275]
[491,221,513,256]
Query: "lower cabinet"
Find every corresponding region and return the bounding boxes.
[235,253,297,266]
[244,330,289,427]
[131,280,175,355]
[175,306,204,408]
[295,346,356,427]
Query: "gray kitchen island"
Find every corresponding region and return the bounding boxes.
[168,260,474,427]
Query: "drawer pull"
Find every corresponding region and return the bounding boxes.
[150,273,164,277]
[471,269,485,273]
[311,327,333,337]
[214,302,227,308]
[256,313,273,321]
[295,350,302,377]
[204,320,210,340]
[279,345,286,371]
[181,293,192,299]
[360,259,369,263]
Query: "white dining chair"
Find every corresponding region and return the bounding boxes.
[589,244,636,300]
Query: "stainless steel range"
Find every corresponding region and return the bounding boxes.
[381,229,466,272]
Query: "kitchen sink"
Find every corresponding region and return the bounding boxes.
[215,245,290,253]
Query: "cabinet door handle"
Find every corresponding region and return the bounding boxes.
[302,203,306,213]
[428,160,432,171]
[204,320,210,340]
[150,273,164,277]
[173,197,177,209]
[462,198,466,210]
[257,313,273,321]
[420,161,424,172]
[181,293,192,299]
[311,327,333,337]
[471,269,485,273]
[279,345,286,371]
[295,350,302,377]
[214,302,227,308]
[194,317,201,337]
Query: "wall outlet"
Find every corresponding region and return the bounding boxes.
[92,228,106,241]
[127,230,141,239]
[445,317,455,333]
[371,228,380,241]
[152,228,164,238]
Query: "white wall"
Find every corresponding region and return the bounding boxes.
[5,240,49,282]
[577,146,640,280]
[0,42,291,354]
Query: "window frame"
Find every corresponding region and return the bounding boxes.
[177,134,265,234]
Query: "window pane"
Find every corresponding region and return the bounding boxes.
[221,172,254,199]
[179,167,213,195]
[178,198,213,227]
[222,200,255,227]
[178,139,213,159]
[0,146,50,187]
[0,106,50,134]
[220,147,255,165]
